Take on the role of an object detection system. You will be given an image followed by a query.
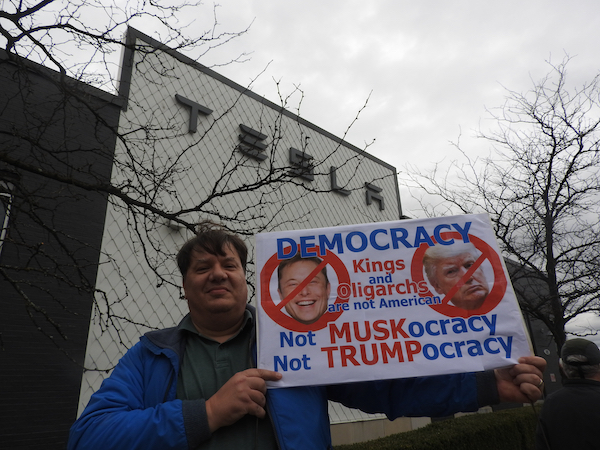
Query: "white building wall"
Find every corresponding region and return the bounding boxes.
[79,29,401,426]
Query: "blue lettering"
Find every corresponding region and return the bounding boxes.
[440,342,455,358]
[434,224,454,245]
[451,318,468,334]
[319,233,343,255]
[346,231,368,252]
[300,235,317,257]
[467,340,484,356]
[280,331,317,347]
[468,316,484,333]
[498,336,513,358]
[274,223,475,259]
[484,337,500,354]
[425,320,440,336]
[390,228,412,249]
[277,238,297,259]
[423,344,439,360]
[274,355,287,371]
[481,314,497,335]
[295,334,307,346]
[274,354,312,371]
[328,303,349,312]
[409,321,424,337]
[452,222,471,243]
[369,229,389,250]
[413,226,435,247]
[439,319,450,335]
[280,332,294,347]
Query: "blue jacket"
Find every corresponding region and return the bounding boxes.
[69,307,498,450]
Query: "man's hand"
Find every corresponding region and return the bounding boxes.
[205,369,282,433]
[495,356,547,403]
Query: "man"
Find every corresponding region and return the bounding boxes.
[536,338,600,450]
[69,221,546,450]
[423,242,489,310]
[277,255,330,324]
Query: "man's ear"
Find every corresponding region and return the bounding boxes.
[181,279,187,298]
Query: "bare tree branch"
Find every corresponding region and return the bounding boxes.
[402,56,600,351]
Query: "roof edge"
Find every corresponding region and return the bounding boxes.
[0,49,123,107]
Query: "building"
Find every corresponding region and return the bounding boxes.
[0,49,121,449]
[1,28,404,449]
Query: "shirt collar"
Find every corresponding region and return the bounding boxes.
[180,309,253,342]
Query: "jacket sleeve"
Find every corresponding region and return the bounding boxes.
[68,342,211,450]
[326,370,499,419]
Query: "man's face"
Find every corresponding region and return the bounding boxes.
[183,244,248,335]
[430,252,489,310]
[278,260,330,325]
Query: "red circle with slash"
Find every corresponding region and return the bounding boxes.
[260,246,351,331]
[411,232,507,318]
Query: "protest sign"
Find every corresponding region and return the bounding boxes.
[256,213,533,388]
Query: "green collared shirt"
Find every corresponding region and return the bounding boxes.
[177,311,277,450]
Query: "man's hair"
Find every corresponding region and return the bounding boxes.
[277,254,329,291]
[560,355,600,379]
[176,220,248,279]
[422,242,479,284]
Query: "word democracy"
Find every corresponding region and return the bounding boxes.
[277,222,473,259]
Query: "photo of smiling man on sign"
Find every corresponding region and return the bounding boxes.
[277,255,331,324]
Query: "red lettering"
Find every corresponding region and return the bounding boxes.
[353,321,371,341]
[340,345,360,367]
[418,280,430,294]
[321,346,338,368]
[373,320,390,340]
[405,340,422,361]
[321,341,422,368]
[329,322,351,344]
[381,341,404,363]
[405,279,419,294]
[353,259,365,273]
[359,343,379,365]
[396,283,406,295]
[390,319,410,339]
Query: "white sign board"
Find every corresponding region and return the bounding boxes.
[256,214,532,388]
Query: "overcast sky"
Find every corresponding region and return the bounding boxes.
[180,0,600,342]
[182,0,600,214]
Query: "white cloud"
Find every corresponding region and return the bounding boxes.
[199,1,600,215]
